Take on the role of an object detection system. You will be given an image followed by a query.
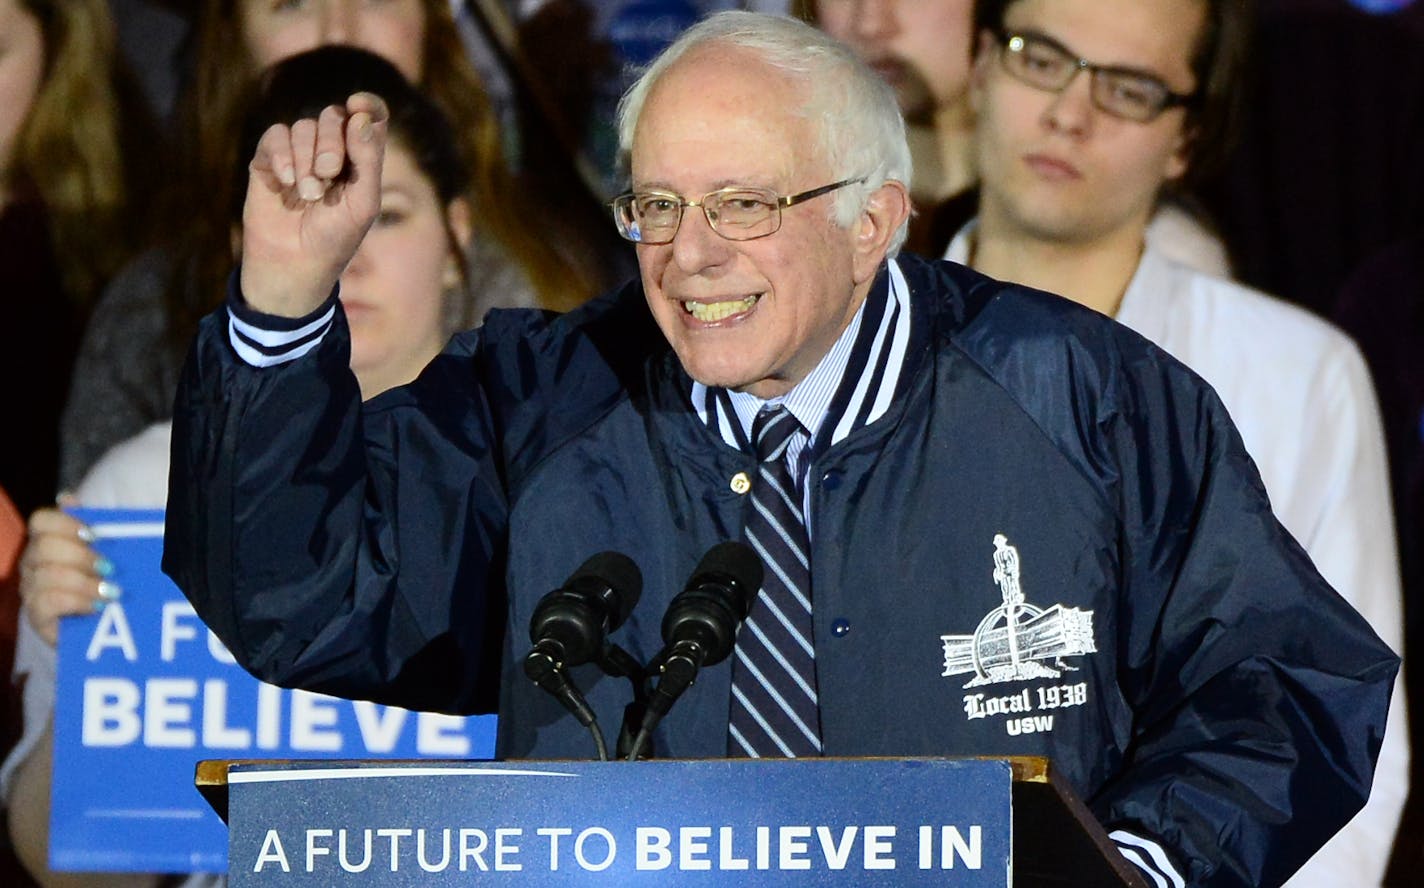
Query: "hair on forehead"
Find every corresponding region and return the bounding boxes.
[616,10,913,254]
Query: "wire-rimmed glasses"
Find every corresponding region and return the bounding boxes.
[610,177,866,245]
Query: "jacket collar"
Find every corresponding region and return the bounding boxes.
[690,257,914,458]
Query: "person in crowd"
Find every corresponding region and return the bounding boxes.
[163,11,1396,887]
[803,0,977,254]
[806,0,1231,274]
[942,1,1407,883]
[107,0,192,123]
[0,0,158,517]
[5,45,487,887]
[57,0,616,493]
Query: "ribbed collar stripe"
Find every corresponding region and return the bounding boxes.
[694,257,911,456]
[826,258,910,453]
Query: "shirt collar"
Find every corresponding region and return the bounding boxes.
[944,218,976,264]
[692,256,913,454]
[1110,240,1173,345]
[723,301,862,445]
[948,217,1170,339]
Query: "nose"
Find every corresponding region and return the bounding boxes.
[343,236,372,279]
[668,204,733,276]
[319,1,354,44]
[850,0,898,42]
[1042,69,1095,139]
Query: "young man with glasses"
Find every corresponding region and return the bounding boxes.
[163,11,1396,887]
[952,2,1407,885]
[808,0,1231,273]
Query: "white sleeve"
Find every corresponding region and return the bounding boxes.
[0,616,56,803]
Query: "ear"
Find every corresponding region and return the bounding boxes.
[968,30,999,115]
[443,197,474,288]
[851,178,911,285]
[1163,124,1194,183]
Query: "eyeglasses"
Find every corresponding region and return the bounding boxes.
[610,178,865,245]
[994,29,1197,123]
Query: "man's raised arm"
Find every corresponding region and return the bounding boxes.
[162,89,509,715]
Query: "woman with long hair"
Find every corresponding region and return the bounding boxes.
[8,45,503,887]
[0,0,158,517]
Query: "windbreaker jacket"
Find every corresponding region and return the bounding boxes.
[164,254,1398,887]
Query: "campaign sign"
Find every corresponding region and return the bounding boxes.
[226,758,1011,886]
[51,509,497,874]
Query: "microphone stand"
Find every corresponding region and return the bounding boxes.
[619,541,762,760]
[524,641,648,762]
[598,644,650,760]
[523,646,610,760]
[521,550,644,761]
[625,641,705,761]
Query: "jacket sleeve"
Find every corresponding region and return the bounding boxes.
[1274,337,1407,887]
[162,275,660,716]
[162,294,511,714]
[1093,343,1401,888]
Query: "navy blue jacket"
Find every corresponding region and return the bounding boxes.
[164,254,1397,887]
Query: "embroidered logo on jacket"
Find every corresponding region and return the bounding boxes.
[940,534,1096,689]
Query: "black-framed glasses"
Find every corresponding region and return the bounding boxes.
[994,29,1197,123]
[610,177,865,245]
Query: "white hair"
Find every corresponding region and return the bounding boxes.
[616,11,913,255]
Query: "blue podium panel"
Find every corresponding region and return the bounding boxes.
[226,758,1012,886]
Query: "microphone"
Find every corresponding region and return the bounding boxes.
[524,551,642,759]
[629,541,763,759]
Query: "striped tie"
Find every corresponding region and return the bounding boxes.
[728,405,822,757]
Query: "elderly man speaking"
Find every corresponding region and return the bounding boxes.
[163,11,1396,888]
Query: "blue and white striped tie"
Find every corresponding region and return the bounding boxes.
[728,405,822,757]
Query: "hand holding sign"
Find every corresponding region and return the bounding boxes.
[18,507,117,645]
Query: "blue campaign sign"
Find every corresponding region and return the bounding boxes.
[51,509,497,874]
[226,758,1012,886]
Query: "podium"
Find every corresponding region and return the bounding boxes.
[197,755,1147,886]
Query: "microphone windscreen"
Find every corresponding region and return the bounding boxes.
[570,550,643,628]
[657,540,764,667]
[695,541,763,617]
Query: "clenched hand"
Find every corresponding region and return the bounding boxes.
[239,91,389,318]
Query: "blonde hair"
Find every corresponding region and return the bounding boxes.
[14,0,154,309]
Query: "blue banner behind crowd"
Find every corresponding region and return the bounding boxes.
[226,758,1012,886]
[51,509,498,874]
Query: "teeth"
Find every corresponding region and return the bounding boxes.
[685,295,759,322]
